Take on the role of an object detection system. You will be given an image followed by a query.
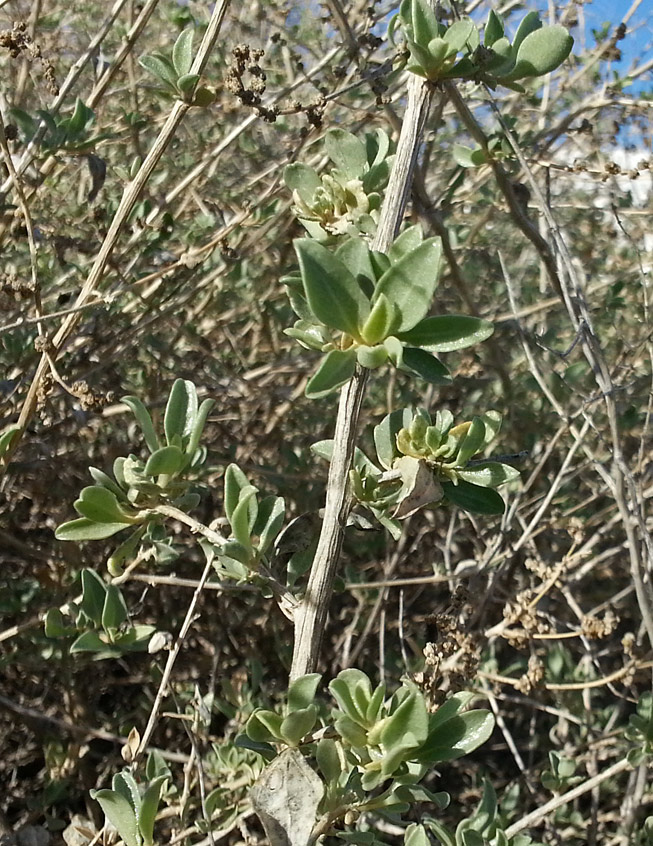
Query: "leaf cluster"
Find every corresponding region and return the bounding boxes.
[284,128,394,239]
[44,568,156,657]
[391,2,574,91]
[55,379,214,568]
[285,226,494,398]
[244,671,494,835]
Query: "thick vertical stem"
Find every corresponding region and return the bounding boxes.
[290,73,435,680]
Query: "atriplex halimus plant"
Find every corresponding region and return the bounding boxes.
[46,2,587,844]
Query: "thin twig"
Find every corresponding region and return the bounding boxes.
[504,757,632,839]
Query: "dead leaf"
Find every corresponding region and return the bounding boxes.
[250,748,324,846]
[391,456,443,519]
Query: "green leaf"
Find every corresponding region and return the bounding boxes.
[335,237,376,287]
[144,444,186,476]
[116,625,157,651]
[113,771,142,816]
[504,25,573,81]
[108,526,147,577]
[452,144,478,168]
[443,18,476,55]
[334,714,368,747]
[164,378,198,445]
[70,99,93,133]
[356,344,389,369]
[74,486,135,524]
[176,73,200,94]
[139,54,178,91]
[365,683,386,724]
[121,395,160,453]
[253,496,285,554]
[44,608,69,638]
[408,0,441,46]
[442,480,505,514]
[362,159,391,192]
[224,464,250,523]
[373,238,442,332]
[89,466,127,500]
[71,630,109,653]
[246,709,284,742]
[512,11,542,53]
[91,790,141,846]
[374,407,413,470]
[404,824,430,846]
[284,163,321,204]
[138,776,169,846]
[456,417,486,465]
[329,669,371,724]
[295,240,369,337]
[79,568,107,625]
[306,349,357,399]
[0,425,19,457]
[423,817,456,846]
[480,410,502,449]
[172,28,194,77]
[400,347,451,384]
[280,705,318,746]
[484,10,504,46]
[316,737,341,782]
[186,397,214,458]
[388,225,423,263]
[102,584,129,631]
[55,518,128,541]
[417,709,494,763]
[360,294,398,345]
[311,440,380,479]
[398,315,494,351]
[458,462,520,488]
[288,673,322,712]
[380,686,428,753]
[230,486,258,551]
[324,129,367,178]
[365,127,390,168]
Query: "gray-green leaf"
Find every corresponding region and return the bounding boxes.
[373,238,442,332]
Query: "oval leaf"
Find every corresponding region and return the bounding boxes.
[280,705,318,746]
[400,347,451,384]
[373,239,442,332]
[442,480,505,514]
[91,789,141,846]
[172,28,194,77]
[324,128,367,178]
[144,445,186,476]
[457,462,520,488]
[74,486,134,524]
[56,518,128,541]
[288,673,322,712]
[295,239,369,337]
[102,584,129,631]
[416,710,495,763]
[505,25,574,81]
[138,775,169,846]
[164,379,197,445]
[398,315,494,351]
[121,395,160,453]
[306,349,356,399]
[284,163,321,204]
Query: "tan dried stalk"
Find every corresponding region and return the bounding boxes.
[290,70,437,679]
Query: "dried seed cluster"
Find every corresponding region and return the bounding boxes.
[414,587,481,710]
[0,21,58,95]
